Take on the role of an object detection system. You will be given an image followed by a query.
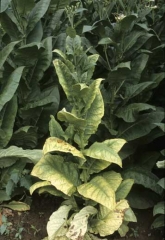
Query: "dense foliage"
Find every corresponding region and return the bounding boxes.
[0,0,164,239]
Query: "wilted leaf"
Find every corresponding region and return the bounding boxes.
[78,176,116,210]
[43,137,85,161]
[1,201,30,211]
[30,181,51,195]
[31,154,79,196]
[57,109,86,130]
[83,139,126,167]
[91,200,129,236]
[47,205,72,239]
[66,206,97,240]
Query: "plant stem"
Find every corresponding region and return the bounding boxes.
[104,45,111,70]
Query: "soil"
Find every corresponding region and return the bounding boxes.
[0,195,164,240]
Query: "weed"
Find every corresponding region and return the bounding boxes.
[15,227,24,240]
[30,224,41,236]
[0,215,12,236]
[130,227,139,238]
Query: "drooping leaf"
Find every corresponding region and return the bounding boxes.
[116,103,156,122]
[91,200,129,236]
[157,178,165,189]
[31,154,79,196]
[0,41,19,69]
[78,176,116,210]
[66,206,97,240]
[57,109,86,130]
[124,82,154,100]
[0,146,42,164]
[0,0,11,13]
[153,202,165,216]
[10,126,38,148]
[151,215,165,229]
[122,167,163,195]
[118,110,164,141]
[116,179,134,201]
[0,201,30,211]
[38,186,66,198]
[83,139,126,167]
[0,96,17,148]
[30,181,51,195]
[27,0,51,34]
[0,67,24,111]
[47,205,72,240]
[43,137,85,161]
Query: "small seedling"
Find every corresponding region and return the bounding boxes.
[30,224,41,236]
[39,212,44,218]
[15,227,24,239]
[130,227,139,238]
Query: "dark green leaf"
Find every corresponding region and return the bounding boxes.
[0,67,24,111]
[122,167,163,195]
[0,12,21,40]
[0,0,11,13]
[27,0,51,34]
[0,96,17,148]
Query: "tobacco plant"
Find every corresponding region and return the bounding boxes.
[79,0,165,209]
[30,35,136,239]
[0,0,70,205]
